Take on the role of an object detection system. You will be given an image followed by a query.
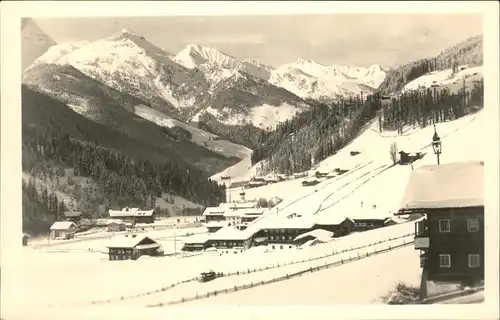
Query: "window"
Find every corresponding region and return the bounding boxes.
[280,245,283,249]
[272,245,275,249]
[439,254,451,267]
[289,246,292,249]
[467,219,479,232]
[439,219,451,232]
[468,254,480,268]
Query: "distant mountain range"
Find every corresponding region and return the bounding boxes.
[23,26,388,129]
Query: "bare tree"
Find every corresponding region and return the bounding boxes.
[389,142,398,165]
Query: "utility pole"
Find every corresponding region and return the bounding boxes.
[174,228,176,256]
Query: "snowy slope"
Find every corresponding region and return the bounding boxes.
[134,105,251,159]
[226,109,484,220]
[402,66,483,93]
[269,58,386,101]
[21,18,57,70]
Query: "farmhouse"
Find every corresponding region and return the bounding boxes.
[314,216,355,237]
[182,234,213,252]
[63,211,82,223]
[210,226,254,251]
[202,206,225,223]
[50,221,77,240]
[108,207,155,224]
[107,219,126,232]
[398,161,484,298]
[106,235,162,261]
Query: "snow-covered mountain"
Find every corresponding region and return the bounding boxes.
[21,18,57,70]
[174,44,273,83]
[269,58,386,101]
[26,30,311,130]
[29,29,209,117]
[24,28,388,132]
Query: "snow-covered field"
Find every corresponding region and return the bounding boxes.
[182,245,420,306]
[15,219,416,309]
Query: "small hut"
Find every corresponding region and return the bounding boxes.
[50,221,77,240]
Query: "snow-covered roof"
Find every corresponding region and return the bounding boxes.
[183,233,213,244]
[203,221,230,228]
[50,221,77,230]
[109,208,154,217]
[106,235,160,249]
[224,208,265,217]
[211,226,254,241]
[399,161,484,210]
[256,214,316,230]
[202,207,225,216]
[294,229,334,242]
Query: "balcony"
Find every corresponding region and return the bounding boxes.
[415,219,428,237]
[414,237,430,249]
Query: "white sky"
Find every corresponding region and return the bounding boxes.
[33,14,482,68]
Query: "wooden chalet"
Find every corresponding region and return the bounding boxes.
[107,219,126,232]
[106,235,162,260]
[64,211,83,223]
[108,207,156,224]
[50,221,77,240]
[210,227,254,252]
[314,216,355,237]
[182,234,213,252]
[399,161,484,298]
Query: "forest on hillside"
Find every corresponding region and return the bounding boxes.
[378,35,482,94]
[251,78,484,175]
[22,179,66,235]
[22,86,227,235]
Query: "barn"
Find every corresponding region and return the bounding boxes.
[106,235,162,261]
[49,221,77,240]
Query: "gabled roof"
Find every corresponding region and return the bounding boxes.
[211,226,254,241]
[106,235,160,249]
[202,207,225,216]
[294,229,334,242]
[399,161,484,210]
[183,233,213,245]
[50,221,77,230]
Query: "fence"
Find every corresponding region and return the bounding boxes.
[81,232,414,307]
[146,239,414,307]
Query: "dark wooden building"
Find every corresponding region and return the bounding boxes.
[64,211,83,223]
[352,218,386,232]
[399,161,484,298]
[106,235,162,260]
[314,217,355,237]
[108,207,156,224]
